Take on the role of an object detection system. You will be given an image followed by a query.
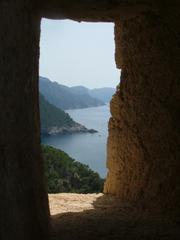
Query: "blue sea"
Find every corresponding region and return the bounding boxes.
[41,105,110,178]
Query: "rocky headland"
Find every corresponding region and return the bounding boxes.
[43,123,97,135]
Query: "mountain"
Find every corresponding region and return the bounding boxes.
[70,86,115,103]
[42,145,104,193]
[90,87,115,103]
[69,86,90,95]
[39,77,105,110]
[39,93,97,135]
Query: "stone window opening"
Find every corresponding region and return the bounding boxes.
[39,19,119,200]
[1,2,180,239]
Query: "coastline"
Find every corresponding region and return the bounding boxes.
[41,123,97,136]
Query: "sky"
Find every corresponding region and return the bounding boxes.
[39,19,120,89]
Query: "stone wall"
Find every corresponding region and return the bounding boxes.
[0,1,50,239]
[36,0,150,21]
[104,9,180,212]
[1,0,180,239]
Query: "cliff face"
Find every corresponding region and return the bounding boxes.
[104,10,180,211]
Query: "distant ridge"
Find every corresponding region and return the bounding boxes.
[89,87,115,103]
[70,86,115,103]
[39,77,105,110]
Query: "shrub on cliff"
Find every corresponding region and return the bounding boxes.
[42,145,104,193]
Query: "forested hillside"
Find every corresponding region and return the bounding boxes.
[39,93,92,135]
[42,145,104,193]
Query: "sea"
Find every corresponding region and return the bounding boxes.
[41,104,110,178]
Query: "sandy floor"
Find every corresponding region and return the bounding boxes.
[49,193,103,215]
[49,193,180,240]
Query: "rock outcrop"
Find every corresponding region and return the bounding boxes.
[45,125,97,135]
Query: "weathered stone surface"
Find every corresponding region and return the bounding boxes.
[36,0,150,21]
[0,1,50,239]
[104,11,180,212]
[1,0,180,239]
[49,193,180,240]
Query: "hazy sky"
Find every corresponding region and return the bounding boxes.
[40,19,120,89]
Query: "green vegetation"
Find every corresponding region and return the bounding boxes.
[40,93,76,135]
[42,145,104,193]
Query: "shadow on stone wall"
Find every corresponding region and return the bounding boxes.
[51,194,180,240]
